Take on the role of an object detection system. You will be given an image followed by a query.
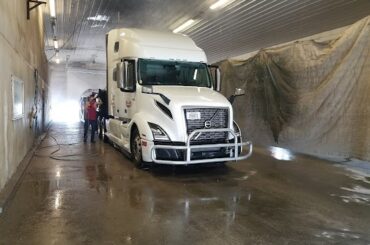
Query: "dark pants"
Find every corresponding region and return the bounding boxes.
[84,119,97,142]
[97,116,107,139]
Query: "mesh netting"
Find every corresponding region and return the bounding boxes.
[217,16,370,160]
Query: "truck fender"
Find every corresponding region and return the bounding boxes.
[128,112,155,142]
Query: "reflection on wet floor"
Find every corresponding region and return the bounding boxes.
[54,190,62,210]
[269,146,295,161]
[0,123,370,244]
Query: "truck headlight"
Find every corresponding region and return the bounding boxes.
[148,122,170,141]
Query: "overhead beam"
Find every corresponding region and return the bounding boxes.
[27,0,46,20]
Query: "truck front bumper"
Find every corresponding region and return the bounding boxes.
[151,128,253,165]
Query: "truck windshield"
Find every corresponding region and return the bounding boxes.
[139,59,211,87]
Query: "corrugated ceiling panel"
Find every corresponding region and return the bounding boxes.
[43,0,370,65]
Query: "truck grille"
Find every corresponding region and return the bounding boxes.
[184,107,229,144]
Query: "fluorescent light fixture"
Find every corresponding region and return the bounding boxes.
[210,0,232,10]
[49,0,56,18]
[54,40,58,49]
[87,15,110,22]
[173,19,195,33]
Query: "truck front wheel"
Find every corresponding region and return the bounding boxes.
[131,128,144,168]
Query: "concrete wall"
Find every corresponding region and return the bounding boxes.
[0,1,49,190]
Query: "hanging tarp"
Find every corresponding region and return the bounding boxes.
[218,16,370,160]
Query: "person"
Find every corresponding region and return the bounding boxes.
[84,94,98,143]
[96,89,107,139]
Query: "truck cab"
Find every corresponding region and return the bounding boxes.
[105,28,252,167]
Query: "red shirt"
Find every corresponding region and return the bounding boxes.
[86,101,97,120]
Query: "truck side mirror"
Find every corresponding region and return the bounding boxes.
[116,62,124,88]
[215,68,221,92]
[113,67,118,82]
[123,61,129,88]
[117,60,136,92]
[208,65,221,92]
[229,88,245,104]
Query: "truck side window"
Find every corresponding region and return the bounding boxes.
[114,41,119,52]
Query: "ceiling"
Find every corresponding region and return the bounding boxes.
[43,0,370,69]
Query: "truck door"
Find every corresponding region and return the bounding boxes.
[110,60,136,135]
[112,60,136,120]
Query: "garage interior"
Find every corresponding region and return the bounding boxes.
[1,0,370,244]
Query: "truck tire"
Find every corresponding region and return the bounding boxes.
[103,133,109,143]
[131,128,144,168]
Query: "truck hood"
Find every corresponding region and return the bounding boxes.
[151,86,231,107]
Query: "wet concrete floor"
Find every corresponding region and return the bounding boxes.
[0,123,370,244]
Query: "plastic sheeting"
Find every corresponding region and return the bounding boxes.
[218,16,370,160]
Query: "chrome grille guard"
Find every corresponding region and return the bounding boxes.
[151,128,253,165]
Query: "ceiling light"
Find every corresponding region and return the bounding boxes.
[49,0,56,18]
[53,39,59,49]
[87,15,110,22]
[210,0,232,10]
[55,58,60,64]
[173,19,195,33]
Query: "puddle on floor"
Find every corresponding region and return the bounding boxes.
[335,158,370,182]
[330,158,370,206]
[314,229,361,240]
[341,185,370,195]
[331,185,370,206]
[345,169,370,185]
[233,170,257,181]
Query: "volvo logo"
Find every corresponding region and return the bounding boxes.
[204,120,212,128]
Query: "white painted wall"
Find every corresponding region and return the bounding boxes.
[66,69,106,101]
[49,66,105,122]
[0,1,49,190]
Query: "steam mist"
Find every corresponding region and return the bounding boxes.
[49,65,105,123]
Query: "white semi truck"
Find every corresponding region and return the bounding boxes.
[105,28,252,167]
